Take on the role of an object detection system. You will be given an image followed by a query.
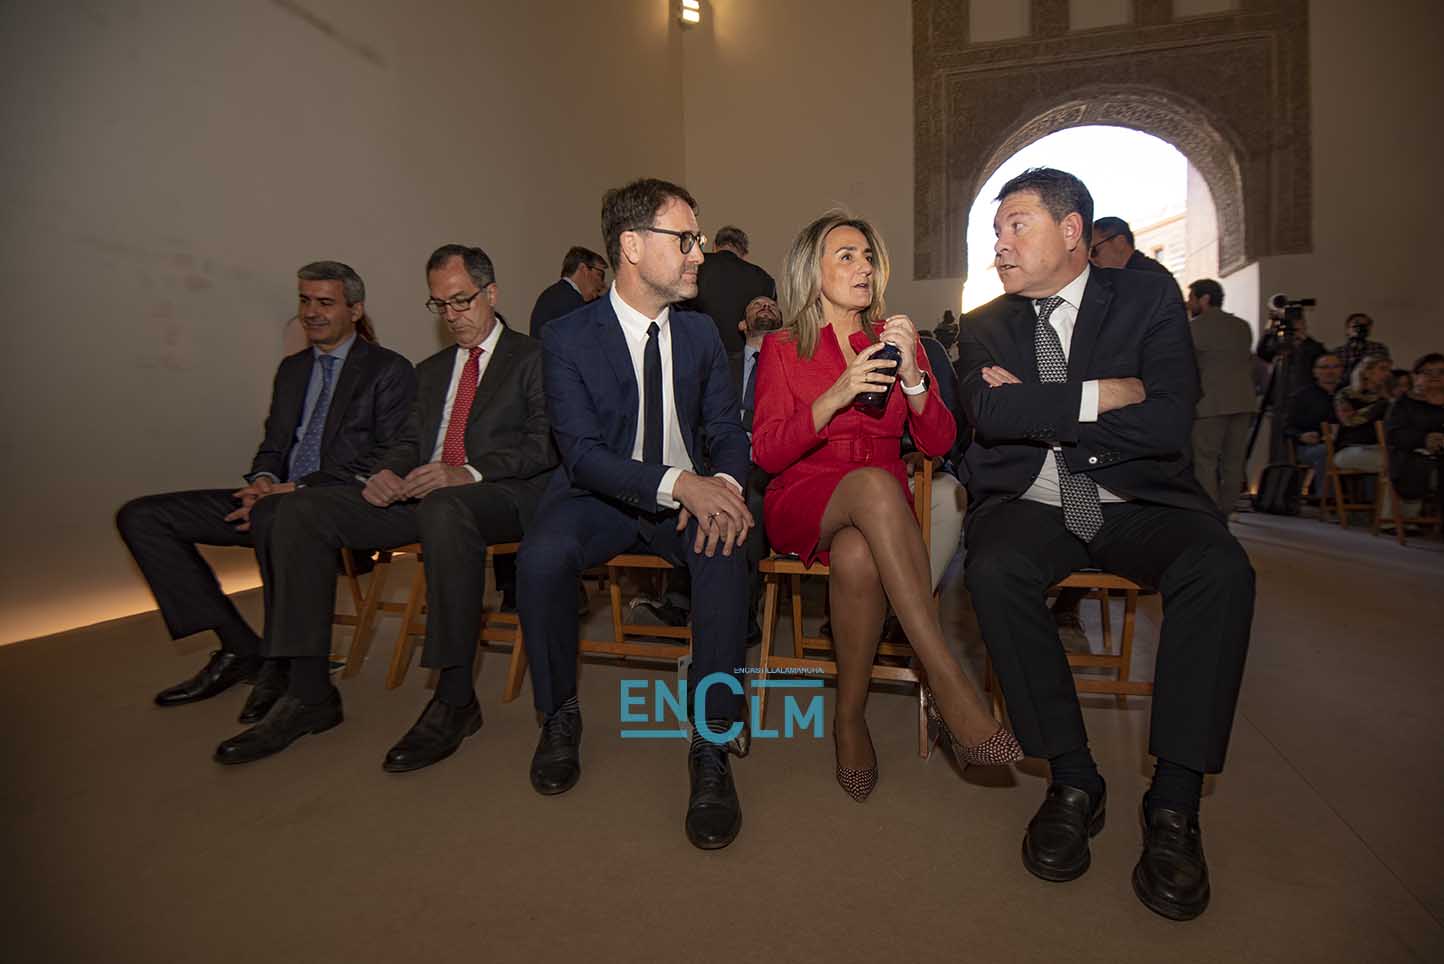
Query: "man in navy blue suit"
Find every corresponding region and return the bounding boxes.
[518,178,753,850]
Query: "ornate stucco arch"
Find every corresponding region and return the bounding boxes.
[967,88,1247,277]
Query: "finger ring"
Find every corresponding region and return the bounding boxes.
[707,511,719,519]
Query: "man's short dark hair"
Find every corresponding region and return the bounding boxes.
[1314,353,1340,370]
[1092,216,1134,247]
[1414,352,1444,373]
[426,244,496,289]
[1188,278,1225,309]
[601,178,698,270]
[714,225,749,254]
[560,245,605,277]
[297,260,365,305]
[996,168,1095,245]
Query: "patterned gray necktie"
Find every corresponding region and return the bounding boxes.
[1034,296,1103,542]
[291,354,337,480]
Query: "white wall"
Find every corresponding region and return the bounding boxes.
[0,0,684,644]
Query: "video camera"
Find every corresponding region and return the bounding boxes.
[1266,293,1316,337]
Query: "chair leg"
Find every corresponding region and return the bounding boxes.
[1334,473,1351,527]
[1118,590,1138,707]
[608,565,625,648]
[385,565,427,689]
[757,574,780,730]
[502,622,528,703]
[789,574,805,658]
[344,552,393,679]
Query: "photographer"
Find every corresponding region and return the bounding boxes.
[1256,302,1326,462]
[1330,313,1390,381]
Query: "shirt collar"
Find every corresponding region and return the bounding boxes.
[609,282,669,338]
[314,332,357,365]
[458,318,503,356]
[563,276,581,295]
[1051,264,1090,312]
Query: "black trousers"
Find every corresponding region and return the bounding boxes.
[116,489,286,643]
[517,493,749,721]
[964,499,1254,774]
[268,483,523,664]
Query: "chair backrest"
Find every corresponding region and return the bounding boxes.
[1322,420,1338,462]
[906,454,935,555]
[1373,419,1391,472]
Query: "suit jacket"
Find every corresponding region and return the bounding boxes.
[1189,307,1257,417]
[529,279,586,340]
[383,327,557,527]
[682,250,777,356]
[957,267,1216,522]
[248,336,417,487]
[539,295,750,513]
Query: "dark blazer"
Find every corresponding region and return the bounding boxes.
[248,336,416,487]
[957,267,1215,522]
[529,278,586,340]
[540,295,749,513]
[683,250,777,355]
[1189,307,1257,417]
[384,327,557,527]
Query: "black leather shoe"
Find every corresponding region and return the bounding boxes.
[529,706,582,795]
[1133,802,1211,921]
[685,741,742,850]
[154,650,260,707]
[213,688,342,765]
[1022,782,1107,882]
[383,695,482,773]
[237,660,289,724]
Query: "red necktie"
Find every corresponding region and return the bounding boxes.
[441,346,482,466]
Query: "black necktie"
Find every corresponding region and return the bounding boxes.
[643,321,663,464]
[1034,296,1103,542]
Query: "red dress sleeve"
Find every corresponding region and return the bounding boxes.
[751,333,824,475]
[904,339,956,457]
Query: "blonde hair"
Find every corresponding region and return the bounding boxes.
[778,210,891,359]
[1349,353,1391,394]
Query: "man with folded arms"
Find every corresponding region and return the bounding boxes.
[213,245,555,767]
[117,261,414,725]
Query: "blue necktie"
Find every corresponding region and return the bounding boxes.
[741,351,758,432]
[291,354,338,480]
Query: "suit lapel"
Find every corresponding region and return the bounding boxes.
[595,303,638,412]
[468,327,510,425]
[321,337,367,452]
[1067,272,1112,381]
[1001,297,1041,383]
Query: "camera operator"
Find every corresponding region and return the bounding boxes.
[1330,313,1390,381]
[1256,301,1326,462]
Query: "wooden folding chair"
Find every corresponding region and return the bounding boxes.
[383,543,528,700]
[983,571,1155,719]
[755,457,936,758]
[1372,421,1443,546]
[335,548,408,673]
[1320,421,1381,527]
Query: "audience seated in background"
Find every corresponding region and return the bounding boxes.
[1385,352,1444,519]
[1332,353,1393,473]
[1389,368,1414,401]
[1331,312,1390,381]
[529,245,607,339]
[115,262,416,721]
[1257,312,1327,462]
[683,224,777,357]
[213,245,557,770]
[1284,352,1343,495]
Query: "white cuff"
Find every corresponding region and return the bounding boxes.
[900,376,928,396]
[464,464,483,483]
[1079,380,1100,423]
[656,467,684,509]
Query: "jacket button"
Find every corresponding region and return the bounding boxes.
[1088,456,1098,465]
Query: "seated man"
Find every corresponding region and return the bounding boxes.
[518,178,753,851]
[116,261,415,721]
[1284,352,1343,494]
[957,168,1254,922]
[213,245,556,767]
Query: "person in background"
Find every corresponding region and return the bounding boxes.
[685,224,777,357]
[1332,354,1393,472]
[1257,311,1327,463]
[1284,353,1344,495]
[1089,216,1182,299]
[1330,312,1389,381]
[1384,352,1444,519]
[1389,368,1414,402]
[529,246,607,339]
[1186,279,1256,516]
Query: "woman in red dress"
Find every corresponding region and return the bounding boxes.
[752,211,1021,801]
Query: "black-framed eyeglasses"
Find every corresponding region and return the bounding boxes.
[1088,234,1120,259]
[637,227,707,254]
[424,289,486,315]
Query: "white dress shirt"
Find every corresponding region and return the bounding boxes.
[1020,265,1125,506]
[610,285,739,508]
[430,319,503,482]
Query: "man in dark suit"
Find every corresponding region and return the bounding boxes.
[116,262,416,720]
[529,246,607,339]
[211,245,556,767]
[1187,278,1258,515]
[518,178,753,850]
[683,225,776,356]
[958,168,1254,921]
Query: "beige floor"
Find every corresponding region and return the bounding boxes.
[2,513,1441,963]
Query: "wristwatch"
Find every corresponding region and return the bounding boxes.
[900,371,930,396]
